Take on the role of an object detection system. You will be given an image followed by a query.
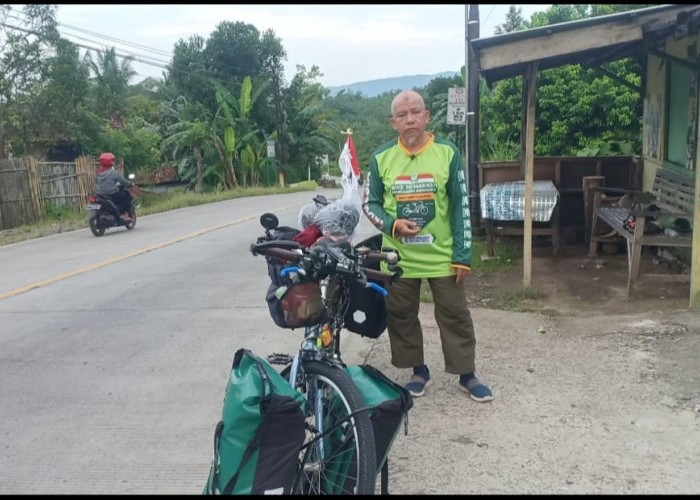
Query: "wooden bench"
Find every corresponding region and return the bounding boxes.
[588,168,694,296]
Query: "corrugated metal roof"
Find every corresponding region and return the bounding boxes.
[471,4,700,84]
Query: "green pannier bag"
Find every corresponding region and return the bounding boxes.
[346,365,413,471]
[203,348,306,495]
[324,364,413,494]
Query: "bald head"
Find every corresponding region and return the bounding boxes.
[391,90,426,117]
[389,89,430,148]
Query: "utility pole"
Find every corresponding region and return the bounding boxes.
[272,71,285,186]
[464,5,469,185]
[466,4,481,228]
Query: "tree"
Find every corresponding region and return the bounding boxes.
[18,37,92,158]
[479,4,651,159]
[281,65,337,183]
[168,35,214,110]
[204,21,263,86]
[103,116,162,172]
[494,6,527,34]
[86,47,136,121]
[320,90,397,175]
[0,4,61,157]
[423,74,466,152]
[210,76,268,188]
[160,96,212,193]
[258,29,287,184]
[165,23,286,185]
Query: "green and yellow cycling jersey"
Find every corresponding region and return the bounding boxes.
[363,133,472,278]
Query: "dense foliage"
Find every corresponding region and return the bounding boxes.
[0,4,651,190]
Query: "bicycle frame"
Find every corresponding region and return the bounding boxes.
[287,274,349,460]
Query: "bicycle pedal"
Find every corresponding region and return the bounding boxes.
[267,352,292,365]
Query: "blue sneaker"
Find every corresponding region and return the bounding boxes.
[405,374,433,397]
[459,374,493,402]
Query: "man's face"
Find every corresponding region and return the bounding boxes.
[390,94,430,146]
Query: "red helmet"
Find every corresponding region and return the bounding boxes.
[99,152,115,167]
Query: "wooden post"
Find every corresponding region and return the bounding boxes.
[691,104,700,307]
[520,74,528,179]
[76,156,92,210]
[523,62,538,289]
[582,175,605,246]
[27,156,43,218]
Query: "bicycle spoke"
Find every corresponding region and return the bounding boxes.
[291,361,376,495]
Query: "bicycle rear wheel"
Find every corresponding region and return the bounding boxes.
[291,360,377,495]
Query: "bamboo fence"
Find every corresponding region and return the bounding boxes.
[76,156,95,211]
[0,155,98,230]
[0,157,39,230]
[0,155,159,231]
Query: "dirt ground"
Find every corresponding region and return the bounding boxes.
[465,239,693,316]
[365,238,700,494]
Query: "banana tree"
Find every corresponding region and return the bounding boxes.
[240,139,267,186]
[211,76,268,188]
[159,95,212,193]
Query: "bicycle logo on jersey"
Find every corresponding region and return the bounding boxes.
[400,201,429,216]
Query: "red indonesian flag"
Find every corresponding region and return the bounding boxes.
[346,134,360,178]
[338,131,362,210]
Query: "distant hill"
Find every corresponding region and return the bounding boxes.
[327,71,460,98]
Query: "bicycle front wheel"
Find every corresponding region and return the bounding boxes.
[292,360,377,495]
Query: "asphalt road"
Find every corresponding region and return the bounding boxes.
[0,188,378,494]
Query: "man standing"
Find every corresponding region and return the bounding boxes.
[362,89,492,402]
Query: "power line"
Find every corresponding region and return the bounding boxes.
[482,4,497,29]
[3,7,172,66]
[59,31,171,66]
[58,22,172,58]
[1,12,277,79]
[0,21,170,70]
[4,5,170,58]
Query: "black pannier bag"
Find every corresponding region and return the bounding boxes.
[203,348,306,495]
[343,233,388,338]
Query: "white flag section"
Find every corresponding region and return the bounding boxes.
[338,136,361,204]
[312,133,364,242]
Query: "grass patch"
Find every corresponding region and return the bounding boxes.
[420,237,524,311]
[136,183,315,216]
[491,287,540,312]
[471,238,521,272]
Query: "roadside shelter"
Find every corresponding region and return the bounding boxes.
[470,4,700,308]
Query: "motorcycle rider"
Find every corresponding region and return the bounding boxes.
[96,152,134,221]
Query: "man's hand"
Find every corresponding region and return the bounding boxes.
[394,218,421,238]
[455,267,470,283]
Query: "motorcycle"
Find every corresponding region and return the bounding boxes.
[87,173,139,237]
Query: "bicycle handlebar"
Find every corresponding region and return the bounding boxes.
[250,242,399,285]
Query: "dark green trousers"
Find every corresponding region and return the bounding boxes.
[385,275,476,375]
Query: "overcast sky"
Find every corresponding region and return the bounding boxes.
[51,4,551,87]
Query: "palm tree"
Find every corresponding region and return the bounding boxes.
[86,47,137,122]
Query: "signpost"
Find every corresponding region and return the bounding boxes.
[266,139,276,158]
[265,140,276,186]
[447,87,467,125]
